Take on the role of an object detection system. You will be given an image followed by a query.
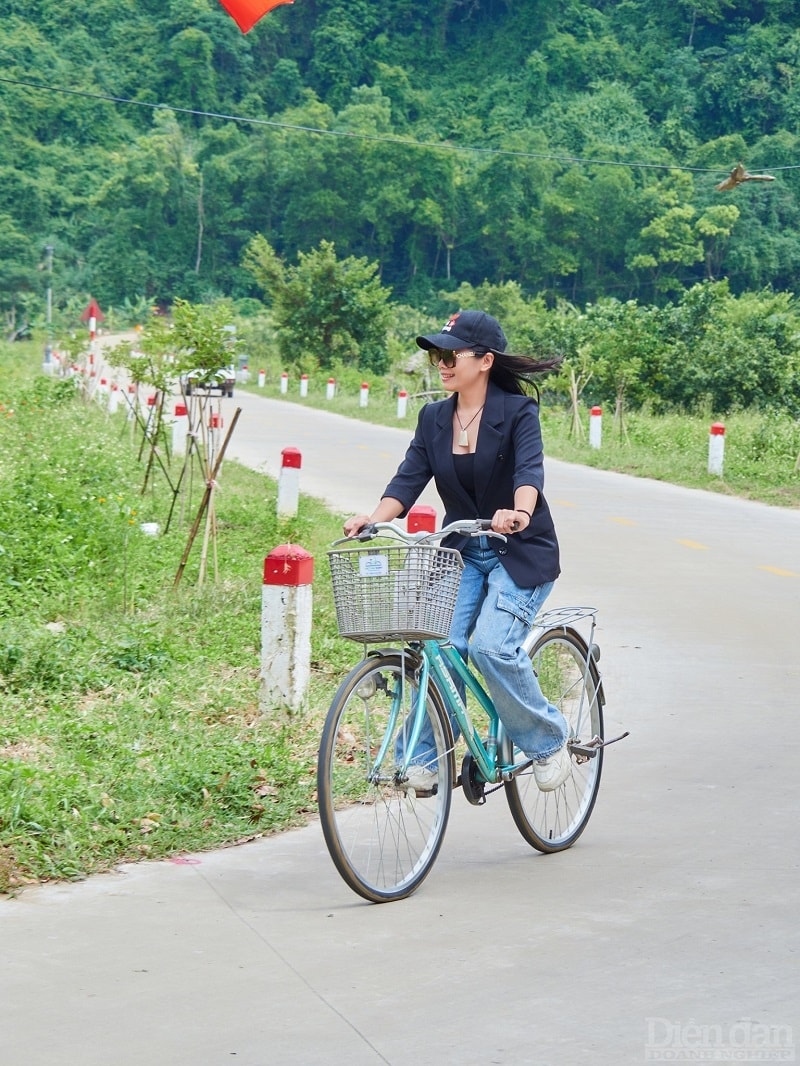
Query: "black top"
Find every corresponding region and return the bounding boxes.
[453,452,477,502]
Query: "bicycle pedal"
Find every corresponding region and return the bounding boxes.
[404,784,438,798]
[569,731,630,760]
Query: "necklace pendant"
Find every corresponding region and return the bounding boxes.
[458,428,469,448]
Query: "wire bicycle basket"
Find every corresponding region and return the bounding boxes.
[327,543,464,642]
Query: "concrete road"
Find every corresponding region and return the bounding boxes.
[2,390,798,1066]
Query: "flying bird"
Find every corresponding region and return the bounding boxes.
[715,162,776,192]
[217,0,294,34]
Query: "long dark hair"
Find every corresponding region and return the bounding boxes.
[475,347,564,399]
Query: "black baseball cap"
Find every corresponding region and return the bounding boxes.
[416,310,508,353]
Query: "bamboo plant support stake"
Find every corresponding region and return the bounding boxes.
[163,402,203,535]
[197,404,222,588]
[173,406,241,590]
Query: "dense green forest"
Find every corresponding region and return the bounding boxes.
[3,0,800,335]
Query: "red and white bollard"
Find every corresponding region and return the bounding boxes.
[258,369,266,388]
[280,372,289,395]
[278,446,301,518]
[88,313,97,366]
[107,383,119,415]
[589,405,602,449]
[261,545,314,712]
[326,377,336,400]
[407,505,437,533]
[360,382,369,408]
[126,384,137,420]
[397,389,408,418]
[172,403,188,455]
[708,422,725,476]
[299,374,309,398]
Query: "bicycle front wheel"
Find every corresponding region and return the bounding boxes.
[505,627,603,853]
[317,652,454,903]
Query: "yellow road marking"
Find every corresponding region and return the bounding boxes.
[758,565,799,578]
[553,499,576,508]
[610,516,637,526]
[677,539,709,550]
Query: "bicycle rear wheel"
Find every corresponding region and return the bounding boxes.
[317,652,454,903]
[505,627,603,852]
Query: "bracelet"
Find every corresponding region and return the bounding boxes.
[515,508,532,519]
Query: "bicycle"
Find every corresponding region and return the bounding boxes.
[317,519,626,903]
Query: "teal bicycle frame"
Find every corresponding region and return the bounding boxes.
[388,639,515,787]
[387,604,606,790]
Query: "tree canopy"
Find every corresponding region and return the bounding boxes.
[3,0,800,348]
[243,236,393,372]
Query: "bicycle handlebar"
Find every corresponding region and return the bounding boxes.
[332,518,508,547]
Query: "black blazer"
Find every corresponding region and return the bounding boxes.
[382,381,560,589]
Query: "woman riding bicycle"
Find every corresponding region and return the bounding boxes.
[343,309,571,793]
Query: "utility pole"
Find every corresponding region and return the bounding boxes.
[43,244,54,372]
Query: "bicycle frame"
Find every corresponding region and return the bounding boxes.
[386,605,603,789]
[388,640,511,786]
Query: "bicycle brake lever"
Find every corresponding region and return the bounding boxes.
[469,521,507,543]
[331,523,379,546]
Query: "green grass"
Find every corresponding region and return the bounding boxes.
[1,342,797,894]
[0,342,354,894]
[541,407,800,508]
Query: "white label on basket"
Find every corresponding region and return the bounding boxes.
[359,554,389,577]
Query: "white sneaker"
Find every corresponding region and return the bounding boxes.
[404,765,438,795]
[533,741,572,792]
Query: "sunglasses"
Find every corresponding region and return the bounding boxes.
[427,349,478,369]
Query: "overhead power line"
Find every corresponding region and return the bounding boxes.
[2,73,795,179]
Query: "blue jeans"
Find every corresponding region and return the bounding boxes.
[447,539,567,760]
[402,539,568,770]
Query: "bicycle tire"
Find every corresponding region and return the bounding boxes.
[317,651,454,903]
[505,626,603,853]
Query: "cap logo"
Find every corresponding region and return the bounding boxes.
[441,314,460,334]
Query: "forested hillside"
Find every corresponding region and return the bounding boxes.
[2,0,800,328]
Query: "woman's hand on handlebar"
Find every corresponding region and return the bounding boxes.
[490,508,530,535]
[343,514,373,538]
[343,498,405,538]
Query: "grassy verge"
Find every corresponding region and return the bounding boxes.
[0,344,354,894]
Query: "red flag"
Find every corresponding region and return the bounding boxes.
[218,0,294,33]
